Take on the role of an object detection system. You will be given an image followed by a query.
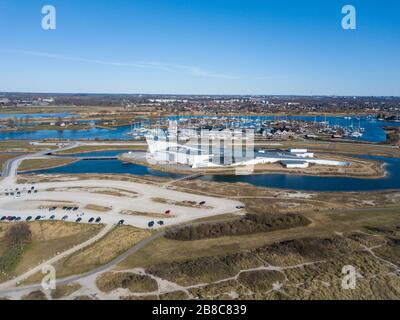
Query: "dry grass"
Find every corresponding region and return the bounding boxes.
[118,208,400,270]
[96,272,158,293]
[0,221,103,283]
[31,226,152,280]
[19,158,76,171]
[152,197,212,209]
[51,283,82,299]
[0,153,18,168]
[56,145,146,155]
[119,210,175,219]
[21,290,47,300]
[84,204,112,212]
[46,186,138,198]
[0,141,58,152]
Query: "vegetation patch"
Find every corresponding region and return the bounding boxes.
[1,221,103,284]
[84,204,112,212]
[237,270,285,292]
[21,290,47,300]
[165,213,311,241]
[0,223,32,281]
[51,283,82,299]
[42,226,151,280]
[96,272,158,293]
[19,158,76,171]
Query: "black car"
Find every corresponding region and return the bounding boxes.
[49,215,56,220]
[34,190,38,193]
[76,217,82,223]
[15,217,21,221]
[88,217,94,223]
[117,219,125,225]
[26,216,32,221]
[27,190,31,194]
[35,216,42,221]
[9,216,16,221]
[148,221,155,228]
[1,216,6,221]
[62,215,68,221]
[157,220,164,226]
[95,217,101,223]
[199,201,206,205]
[73,207,79,211]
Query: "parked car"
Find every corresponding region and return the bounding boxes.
[1,216,7,221]
[76,217,82,223]
[157,220,164,226]
[26,216,32,221]
[95,217,101,223]
[199,201,206,205]
[88,217,94,223]
[15,217,21,221]
[49,215,56,220]
[148,221,155,227]
[33,190,38,193]
[235,205,245,209]
[117,219,125,225]
[35,215,41,221]
[165,210,171,214]
[73,207,79,211]
[62,215,68,221]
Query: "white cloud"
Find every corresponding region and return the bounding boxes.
[9,50,238,79]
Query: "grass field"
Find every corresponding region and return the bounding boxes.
[0,154,18,169]
[56,145,146,155]
[0,221,103,283]
[18,158,77,171]
[0,141,58,153]
[118,208,400,270]
[23,225,152,284]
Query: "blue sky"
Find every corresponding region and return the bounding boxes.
[0,0,399,95]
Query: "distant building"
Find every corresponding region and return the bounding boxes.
[281,160,309,169]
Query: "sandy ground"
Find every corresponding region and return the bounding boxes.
[0,179,242,229]
[119,151,385,179]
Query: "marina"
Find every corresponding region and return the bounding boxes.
[1,114,398,143]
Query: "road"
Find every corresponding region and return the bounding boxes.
[1,142,80,184]
[0,143,243,295]
[0,212,242,296]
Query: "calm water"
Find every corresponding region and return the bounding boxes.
[170,115,400,143]
[0,125,133,141]
[25,153,400,192]
[1,115,400,142]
